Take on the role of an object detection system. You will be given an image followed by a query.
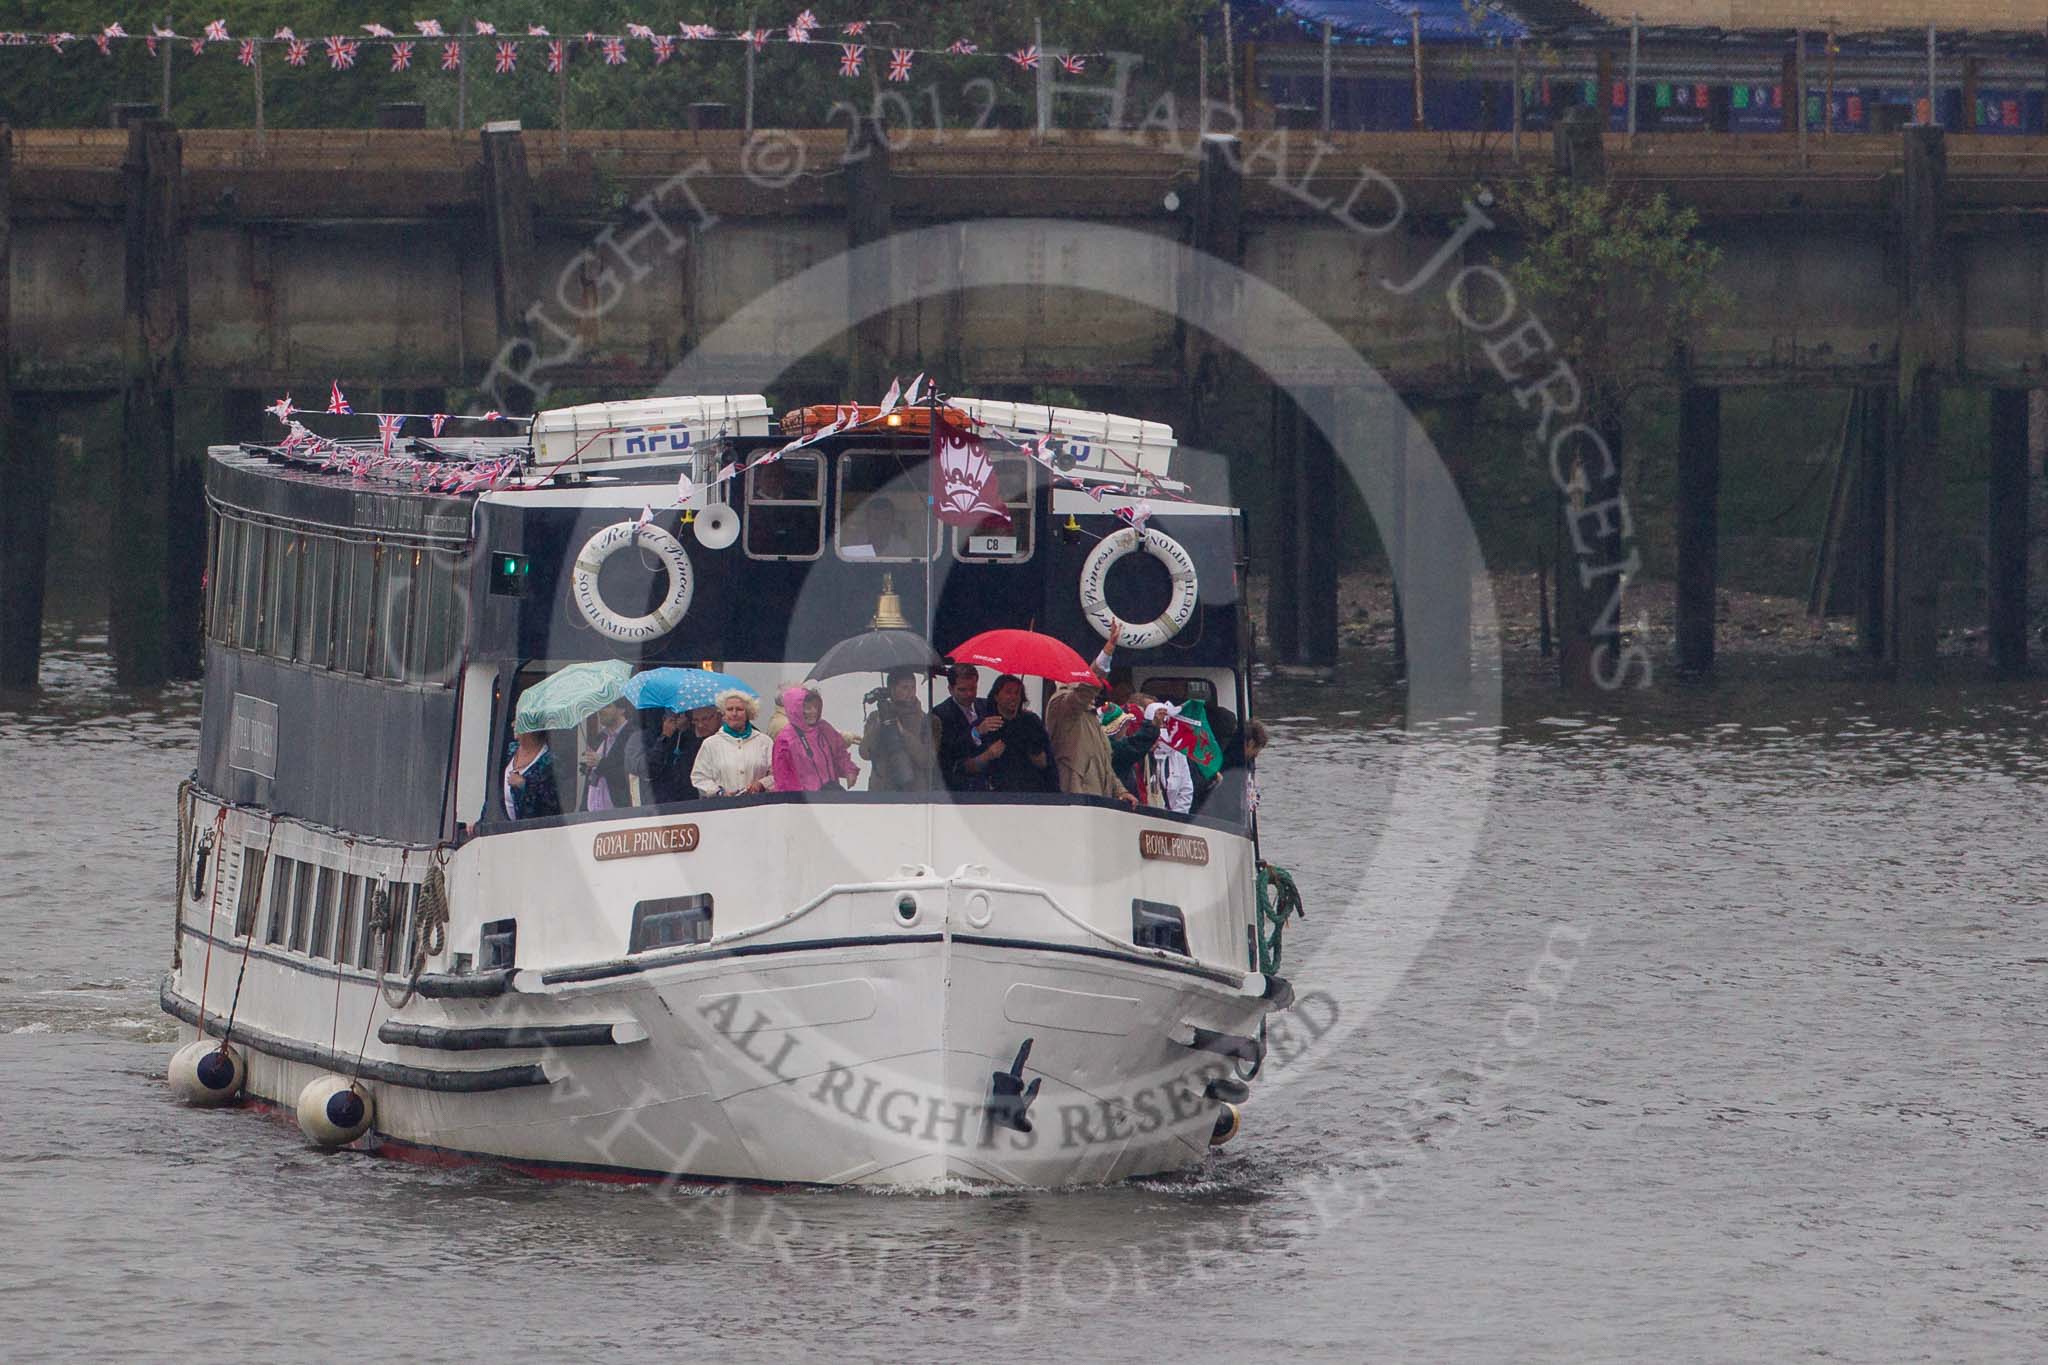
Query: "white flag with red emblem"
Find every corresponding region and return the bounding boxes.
[931,425,1012,530]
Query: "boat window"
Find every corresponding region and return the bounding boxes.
[339,541,376,675]
[952,454,1035,563]
[336,873,362,967]
[417,550,461,685]
[1132,899,1189,956]
[631,894,714,952]
[265,855,294,946]
[1134,677,1217,705]
[383,884,418,974]
[209,517,238,644]
[301,536,337,668]
[309,865,339,959]
[268,533,302,662]
[235,523,270,653]
[371,545,408,681]
[744,452,824,561]
[233,845,267,938]
[287,859,317,953]
[836,450,936,563]
[356,883,386,969]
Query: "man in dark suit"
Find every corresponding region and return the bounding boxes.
[930,664,998,792]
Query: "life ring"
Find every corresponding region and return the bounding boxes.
[1079,525,1199,650]
[572,521,694,643]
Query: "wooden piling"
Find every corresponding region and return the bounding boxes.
[1855,387,1892,657]
[0,125,41,690]
[1675,386,1721,676]
[479,124,538,415]
[1987,388,2030,676]
[1296,390,1340,670]
[167,389,223,680]
[1267,390,1302,665]
[845,116,893,400]
[113,120,187,689]
[1889,126,1953,682]
[1183,133,1243,444]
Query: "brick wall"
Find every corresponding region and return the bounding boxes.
[1577,1,2048,31]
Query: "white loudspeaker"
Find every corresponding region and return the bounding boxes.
[693,504,739,550]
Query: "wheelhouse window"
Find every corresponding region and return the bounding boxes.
[302,536,337,668]
[836,449,936,563]
[234,523,270,653]
[339,541,376,676]
[744,453,825,560]
[268,533,303,663]
[951,455,1035,563]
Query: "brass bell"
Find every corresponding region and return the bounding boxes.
[870,574,911,630]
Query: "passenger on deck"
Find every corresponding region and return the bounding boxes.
[503,731,561,821]
[931,665,997,792]
[861,667,938,791]
[1139,701,1196,814]
[1045,676,1138,806]
[647,705,718,804]
[581,699,647,812]
[692,690,775,798]
[772,685,861,792]
[966,673,1057,793]
[1107,691,1162,795]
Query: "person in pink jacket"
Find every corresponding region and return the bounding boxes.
[771,684,861,792]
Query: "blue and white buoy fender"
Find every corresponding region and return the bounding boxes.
[296,1075,375,1148]
[167,1039,244,1106]
[1210,1102,1242,1147]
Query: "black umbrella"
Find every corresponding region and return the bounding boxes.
[810,629,942,680]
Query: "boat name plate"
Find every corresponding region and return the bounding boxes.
[1138,830,1208,866]
[593,823,702,861]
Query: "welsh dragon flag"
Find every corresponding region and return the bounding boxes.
[931,421,1012,530]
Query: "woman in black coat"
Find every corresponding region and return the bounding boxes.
[966,674,1058,793]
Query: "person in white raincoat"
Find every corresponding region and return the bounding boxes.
[692,690,776,797]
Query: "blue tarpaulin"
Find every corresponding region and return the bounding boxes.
[1273,0,1527,42]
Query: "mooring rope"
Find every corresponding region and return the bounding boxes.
[189,801,232,1021]
[1255,862,1306,977]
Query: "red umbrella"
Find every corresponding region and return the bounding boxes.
[946,629,1102,686]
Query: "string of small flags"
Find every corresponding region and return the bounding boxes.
[267,382,521,491]
[1,15,1107,81]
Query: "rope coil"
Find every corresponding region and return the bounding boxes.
[1255,862,1306,977]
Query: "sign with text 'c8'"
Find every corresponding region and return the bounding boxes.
[593,823,701,861]
[1138,830,1208,866]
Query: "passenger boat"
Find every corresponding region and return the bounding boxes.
[162,391,1295,1188]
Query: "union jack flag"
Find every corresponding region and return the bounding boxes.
[205,19,230,42]
[651,36,673,63]
[888,48,913,82]
[415,21,444,38]
[838,44,862,77]
[190,37,206,56]
[440,40,461,69]
[743,29,769,50]
[44,32,72,51]
[273,27,294,40]
[327,382,352,415]
[325,37,359,70]
[602,37,626,65]
[545,40,563,73]
[362,24,395,38]
[430,413,448,437]
[1011,47,1040,70]
[390,41,413,71]
[481,410,503,421]
[795,10,818,30]
[286,39,310,66]
[787,25,809,44]
[238,39,256,65]
[265,395,295,424]
[680,24,715,40]
[493,40,516,73]
[473,21,497,36]
[948,39,977,55]
[527,25,549,36]
[95,26,120,56]
[377,414,405,456]
[843,21,867,37]
[625,23,654,40]
[1059,54,1085,74]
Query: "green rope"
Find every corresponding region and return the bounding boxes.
[1255,862,1306,976]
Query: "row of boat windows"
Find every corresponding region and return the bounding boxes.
[207,515,464,686]
[230,847,421,972]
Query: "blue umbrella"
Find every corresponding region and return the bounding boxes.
[514,659,632,735]
[624,667,758,714]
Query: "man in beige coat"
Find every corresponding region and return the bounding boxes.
[1045,680,1138,806]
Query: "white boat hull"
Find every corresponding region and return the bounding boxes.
[167,795,1282,1189]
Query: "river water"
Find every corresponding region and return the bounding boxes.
[3,628,2044,1363]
